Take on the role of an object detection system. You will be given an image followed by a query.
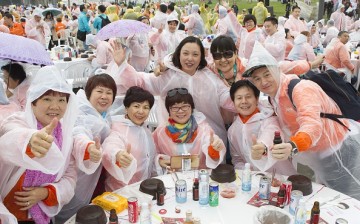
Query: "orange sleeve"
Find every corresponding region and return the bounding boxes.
[208,146,220,160]
[83,142,93,161]
[115,161,122,168]
[25,144,35,158]
[42,185,58,206]
[290,132,313,152]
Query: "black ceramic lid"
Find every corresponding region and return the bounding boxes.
[75,205,107,224]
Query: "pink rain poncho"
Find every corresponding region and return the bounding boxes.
[284,15,308,37]
[107,53,236,144]
[86,34,114,68]
[25,8,51,47]
[55,89,111,223]
[153,111,225,174]
[127,31,151,72]
[213,7,242,43]
[330,5,347,31]
[228,101,296,176]
[0,66,78,220]
[288,34,316,61]
[238,26,265,59]
[102,115,157,192]
[245,42,360,200]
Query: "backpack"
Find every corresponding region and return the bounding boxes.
[287,70,360,130]
[100,15,111,28]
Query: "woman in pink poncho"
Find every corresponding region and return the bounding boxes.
[153,88,225,174]
[102,86,158,191]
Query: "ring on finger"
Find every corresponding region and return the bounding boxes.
[27,201,30,206]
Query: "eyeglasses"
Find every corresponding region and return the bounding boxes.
[167,88,188,97]
[170,105,191,112]
[212,50,234,60]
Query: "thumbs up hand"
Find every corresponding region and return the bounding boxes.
[115,144,133,168]
[251,134,267,160]
[210,131,225,152]
[88,137,102,163]
[28,118,58,158]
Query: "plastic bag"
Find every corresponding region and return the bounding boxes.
[253,205,293,224]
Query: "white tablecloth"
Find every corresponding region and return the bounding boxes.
[65,170,359,224]
[53,58,92,88]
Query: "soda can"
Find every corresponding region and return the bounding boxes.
[128,197,139,223]
[258,177,270,200]
[175,179,187,203]
[282,180,292,205]
[335,218,348,224]
[289,190,303,215]
[209,182,219,207]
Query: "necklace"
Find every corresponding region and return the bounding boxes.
[218,63,237,86]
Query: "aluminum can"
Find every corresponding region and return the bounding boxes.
[258,177,270,200]
[175,179,187,203]
[289,190,303,215]
[335,218,348,224]
[209,182,219,207]
[282,180,292,205]
[128,197,139,223]
[199,169,209,205]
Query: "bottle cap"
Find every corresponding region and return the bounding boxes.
[274,131,281,137]
[245,163,250,169]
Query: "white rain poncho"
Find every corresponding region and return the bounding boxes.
[213,7,242,43]
[228,101,296,176]
[102,115,157,192]
[0,201,17,224]
[185,4,206,37]
[0,65,78,217]
[288,34,316,61]
[245,42,360,200]
[55,89,112,223]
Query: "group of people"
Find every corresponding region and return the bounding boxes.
[1,0,360,223]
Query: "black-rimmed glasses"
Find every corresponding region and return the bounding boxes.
[167,88,188,97]
[212,50,234,60]
[170,105,191,112]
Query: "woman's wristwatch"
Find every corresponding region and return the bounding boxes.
[288,141,298,158]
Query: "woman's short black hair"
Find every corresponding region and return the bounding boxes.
[210,35,237,55]
[229,80,260,101]
[1,63,26,84]
[172,36,207,71]
[165,88,195,113]
[123,86,155,109]
[85,73,117,102]
[243,14,257,26]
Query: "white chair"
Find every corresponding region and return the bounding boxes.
[56,29,71,46]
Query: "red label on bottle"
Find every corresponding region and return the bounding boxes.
[277,196,285,208]
[311,214,320,224]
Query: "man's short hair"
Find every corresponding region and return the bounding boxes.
[264,16,278,25]
[80,4,86,12]
[98,5,106,13]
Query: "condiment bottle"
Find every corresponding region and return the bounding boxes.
[109,209,118,224]
[156,184,165,206]
[276,185,286,208]
[310,201,320,224]
[273,131,282,144]
[192,178,199,201]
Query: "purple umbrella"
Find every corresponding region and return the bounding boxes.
[0,32,53,66]
[96,19,152,41]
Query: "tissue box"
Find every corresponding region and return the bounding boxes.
[92,192,128,214]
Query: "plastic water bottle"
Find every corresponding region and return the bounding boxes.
[294,198,307,224]
[242,163,251,192]
[199,170,209,205]
[140,202,151,224]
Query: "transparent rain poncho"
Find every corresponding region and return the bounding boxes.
[245,42,360,200]
[0,65,79,217]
